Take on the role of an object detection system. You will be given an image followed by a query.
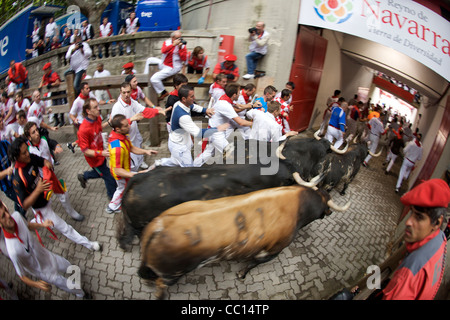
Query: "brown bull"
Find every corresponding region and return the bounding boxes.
[138,185,350,299]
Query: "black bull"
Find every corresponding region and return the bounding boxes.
[317,143,370,195]
[118,137,334,250]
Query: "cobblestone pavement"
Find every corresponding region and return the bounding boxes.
[0,125,407,300]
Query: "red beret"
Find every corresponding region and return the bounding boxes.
[43,62,52,70]
[224,54,237,62]
[401,179,450,208]
[123,62,134,69]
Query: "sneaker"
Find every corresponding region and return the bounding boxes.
[90,241,102,252]
[77,174,87,188]
[243,73,255,80]
[362,161,368,168]
[385,170,389,175]
[70,211,85,222]
[67,142,75,153]
[395,188,399,194]
[140,162,149,170]
[105,206,120,214]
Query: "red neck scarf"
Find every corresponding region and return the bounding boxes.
[79,93,89,100]
[241,90,250,103]
[2,220,23,243]
[219,94,233,104]
[212,82,224,90]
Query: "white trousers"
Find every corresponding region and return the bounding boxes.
[129,128,144,172]
[109,179,127,211]
[396,158,415,189]
[159,139,194,167]
[325,126,344,149]
[385,151,398,172]
[364,133,380,163]
[31,202,93,250]
[57,193,80,219]
[145,57,181,94]
[193,131,229,167]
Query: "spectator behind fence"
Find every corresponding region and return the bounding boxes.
[98,17,113,58]
[65,35,92,96]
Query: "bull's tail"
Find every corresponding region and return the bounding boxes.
[138,221,162,281]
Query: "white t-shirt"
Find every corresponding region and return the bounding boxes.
[208,98,239,128]
[246,109,284,142]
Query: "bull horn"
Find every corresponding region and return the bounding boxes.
[328,191,351,211]
[327,198,351,211]
[314,129,322,140]
[368,148,382,157]
[330,142,348,154]
[276,141,286,160]
[293,172,322,188]
[353,135,358,144]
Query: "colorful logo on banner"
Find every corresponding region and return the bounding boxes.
[314,0,354,24]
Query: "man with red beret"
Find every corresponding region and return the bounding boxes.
[381,179,449,300]
[333,179,449,300]
[212,54,240,82]
[121,62,136,75]
[39,62,66,127]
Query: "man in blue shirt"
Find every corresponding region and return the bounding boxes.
[254,85,277,112]
[325,97,347,149]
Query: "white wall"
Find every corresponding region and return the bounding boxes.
[180,0,300,90]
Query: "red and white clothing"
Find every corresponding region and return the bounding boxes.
[396,139,423,190]
[274,96,291,134]
[131,85,146,103]
[209,82,226,103]
[232,89,253,140]
[1,98,16,125]
[111,97,159,171]
[27,137,83,221]
[27,101,46,125]
[69,92,96,125]
[383,229,446,300]
[124,17,140,34]
[147,39,187,94]
[246,109,285,142]
[186,52,209,72]
[363,116,385,164]
[193,95,239,167]
[14,98,30,113]
[3,211,85,298]
[99,22,113,37]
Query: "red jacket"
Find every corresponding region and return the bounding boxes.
[8,63,28,85]
[382,229,446,300]
[161,40,187,68]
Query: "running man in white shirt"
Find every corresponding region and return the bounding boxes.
[154,85,228,167]
[110,82,165,171]
[395,134,423,193]
[193,83,253,167]
[246,101,298,142]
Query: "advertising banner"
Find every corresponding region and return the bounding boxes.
[299,0,450,81]
[0,7,32,74]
